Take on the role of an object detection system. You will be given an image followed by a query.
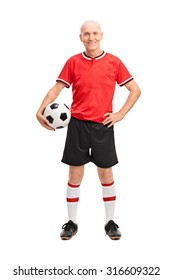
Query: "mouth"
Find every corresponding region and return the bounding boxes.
[87,41,96,46]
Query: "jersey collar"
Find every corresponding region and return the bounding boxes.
[82,51,106,60]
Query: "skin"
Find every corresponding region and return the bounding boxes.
[79,20,103,58]
[36,20,141,185]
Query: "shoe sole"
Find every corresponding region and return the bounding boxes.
[109,236,121,240]
[60,231,77,240]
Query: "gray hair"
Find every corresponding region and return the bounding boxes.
[80,20,102,33]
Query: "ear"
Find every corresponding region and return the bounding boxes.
[101,32,103,40]
[79,34,82,42]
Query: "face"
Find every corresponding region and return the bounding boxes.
[80,22,103,54]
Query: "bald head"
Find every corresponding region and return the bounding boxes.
[79,20,103,57]
[80,20,102,34]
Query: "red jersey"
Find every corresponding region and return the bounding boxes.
[56,52,133,123]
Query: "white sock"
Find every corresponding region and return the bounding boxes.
[102,181,116,223]
[66,182,80,223]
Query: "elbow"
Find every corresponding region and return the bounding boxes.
[134,85,141,99]
[137,88,141,98]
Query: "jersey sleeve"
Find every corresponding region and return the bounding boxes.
[117,59,134,86]
[56,58,72,88]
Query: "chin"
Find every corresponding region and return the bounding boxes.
[87,46,97,52]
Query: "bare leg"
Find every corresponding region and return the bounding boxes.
[68,165,85,185]
[97,167,114,184]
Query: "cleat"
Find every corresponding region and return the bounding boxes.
[105,220,121,240]
[60,220,78,240]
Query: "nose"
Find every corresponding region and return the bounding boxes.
[89,33,94,40]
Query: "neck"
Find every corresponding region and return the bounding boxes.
[85,49,103,58]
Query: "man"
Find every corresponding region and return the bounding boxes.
[36,20,141,240]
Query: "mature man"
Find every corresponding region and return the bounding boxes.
[36,20,141,240]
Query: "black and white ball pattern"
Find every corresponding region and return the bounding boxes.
[43,102,71,129]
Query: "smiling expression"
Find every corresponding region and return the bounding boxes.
[80,21,103,56]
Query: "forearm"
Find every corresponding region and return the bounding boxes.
[119,89,141,116]
[37,82,65,115]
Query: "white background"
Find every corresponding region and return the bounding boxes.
[0,0,172,279]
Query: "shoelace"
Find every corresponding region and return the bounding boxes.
[105,221,119,236]
[62,221,75,231]
[106,221,119,231]
[109,221,119,230]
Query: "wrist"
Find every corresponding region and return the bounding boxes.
[119,109,126,117]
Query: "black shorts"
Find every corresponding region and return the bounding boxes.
[61,117,118,168]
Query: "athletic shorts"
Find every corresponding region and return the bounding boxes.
[61,117,118,168]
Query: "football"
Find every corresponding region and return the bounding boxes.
[43,102,71,129]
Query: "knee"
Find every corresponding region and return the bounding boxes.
[97,167,114,184]
[68,166,84,185]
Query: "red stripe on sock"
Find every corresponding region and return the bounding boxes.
[68,182,80,188]
[103,196,116,202]
[67,197,79,202]
[102,181,114,187]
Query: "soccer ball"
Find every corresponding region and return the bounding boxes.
[43,102,71,129]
